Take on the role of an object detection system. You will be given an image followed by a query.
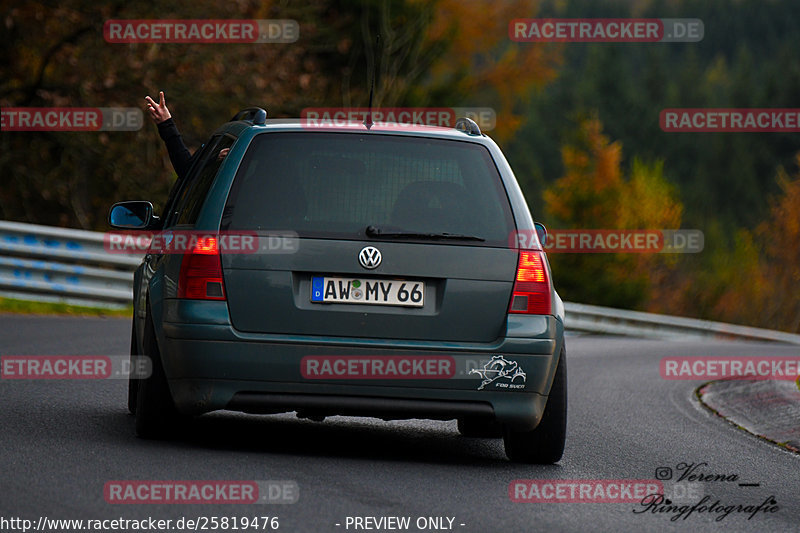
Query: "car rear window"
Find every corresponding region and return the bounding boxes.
[221,132,515,246]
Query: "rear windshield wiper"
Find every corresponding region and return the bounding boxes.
[365,225,485,241]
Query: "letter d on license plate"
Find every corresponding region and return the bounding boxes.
[311,276,424,307]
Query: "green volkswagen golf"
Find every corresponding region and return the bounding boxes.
[109,110,566,463]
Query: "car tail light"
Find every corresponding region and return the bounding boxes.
[508,250,552,315]
[177,236,226,300]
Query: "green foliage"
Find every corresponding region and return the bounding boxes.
[510,0,800,232]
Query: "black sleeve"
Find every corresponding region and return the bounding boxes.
[157,118,194,180]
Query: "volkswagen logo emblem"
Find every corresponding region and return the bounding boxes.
[358,246,382,269]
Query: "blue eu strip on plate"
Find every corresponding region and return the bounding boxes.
[311,276,324,302]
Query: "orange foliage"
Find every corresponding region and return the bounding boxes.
[542,117,684,309]
[756,155,800,331]
[424,0,560,141]
[544,118,624,227]
[650,154,800,333]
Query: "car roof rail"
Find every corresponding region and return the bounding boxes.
[455,117,482,136]
[231,107,267,125]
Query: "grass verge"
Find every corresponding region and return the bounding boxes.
[0,297,132,317]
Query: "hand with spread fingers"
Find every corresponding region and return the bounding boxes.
[145,91,172,124]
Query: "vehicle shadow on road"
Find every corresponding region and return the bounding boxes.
[0,395,566,471]
[172,413,506,465]
[128,411,518,466]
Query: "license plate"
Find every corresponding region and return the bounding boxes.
[311,276,424,307]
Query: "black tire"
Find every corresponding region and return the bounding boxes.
[127,325,138,415]
[457,417,504,438]
[135,317,186,438]
[503,349,567,464]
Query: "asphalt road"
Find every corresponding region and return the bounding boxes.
[1,315,799,532]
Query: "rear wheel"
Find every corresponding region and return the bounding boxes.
[503,349,567,464]
[457,417,504,438]
[135,317,187,438]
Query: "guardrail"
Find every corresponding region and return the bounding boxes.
[564,302,800,345]
[2,220,800,345]
[0,220,139,309]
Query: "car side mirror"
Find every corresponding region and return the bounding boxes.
[534,222,547,247]
[108,201,159,229]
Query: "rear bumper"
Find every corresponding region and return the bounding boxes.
[158,300,564,431]
[172,382,548,431]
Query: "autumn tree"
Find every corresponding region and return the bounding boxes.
[542,117,683,308]
[420,0,559,141]
[649,154,800,333]
[757,157,800,332]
